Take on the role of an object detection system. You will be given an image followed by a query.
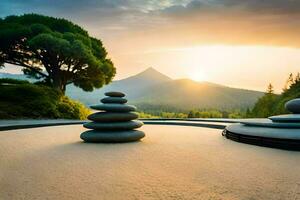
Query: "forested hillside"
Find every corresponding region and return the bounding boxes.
[249,73,300,118]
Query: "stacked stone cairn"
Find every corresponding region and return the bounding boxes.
[81,91,145,143]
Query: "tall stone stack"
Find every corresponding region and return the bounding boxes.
[81,91,145,143]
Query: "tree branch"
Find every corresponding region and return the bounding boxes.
[4,60,49,78]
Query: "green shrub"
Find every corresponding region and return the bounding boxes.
[0,78,30,85]
[57,96,90,119]
[188,109,223,118]
[136,112,159,119]
[0,82,90,119]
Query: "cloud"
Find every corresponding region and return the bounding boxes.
[141,0,300,48]
[2,0,300,48]
[161,0,300,15]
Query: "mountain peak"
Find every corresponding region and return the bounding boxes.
[143,67,158,73]
[136,67,172,81]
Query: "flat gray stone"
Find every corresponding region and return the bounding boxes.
[80,130,145,143]
[88,112,138,122]
[269,114,300,122]
[105,91,125,97]
[226,123,300,140]
[241,119,300,128]
[83,120,143,130]
[101,97,127,104]
[90,104,136,112]
[285,98,300,114]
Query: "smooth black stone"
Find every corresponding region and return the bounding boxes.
[80,130,145,143]
[83,120,143,130]
[101,97,127,104]
[88,112,138,122]
[90,104,136,112]
[269,114,300,122]
[285,98,300,114]
[105,91,125,97]
[224,130,300,150]
[225,123,300,140]
[242,120,300,128]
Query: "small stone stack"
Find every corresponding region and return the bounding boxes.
[81,91,145,143]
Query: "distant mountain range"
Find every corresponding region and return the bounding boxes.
[0,67,264,111]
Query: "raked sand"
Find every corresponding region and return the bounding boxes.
[1,125,300,200]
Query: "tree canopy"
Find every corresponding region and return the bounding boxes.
[0,14,116,93]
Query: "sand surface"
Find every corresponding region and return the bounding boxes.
[1,125,300,200]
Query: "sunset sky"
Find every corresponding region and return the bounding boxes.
[1,0,300,92]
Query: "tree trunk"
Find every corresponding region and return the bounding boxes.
[52,69,65,94]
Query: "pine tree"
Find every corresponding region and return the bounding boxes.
[295,72,300,83]
[246,108,251,118]
[283,73,294,91]
[266,83,274,94]
[251,83,277,117]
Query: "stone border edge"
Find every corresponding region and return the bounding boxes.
[0,119,230,131]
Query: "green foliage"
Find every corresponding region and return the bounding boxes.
[0,82,90,119]
[0,78,30,85]
[228,110,246,119]
[137,112,160,119]
[187,109,245,118]
[160,112,188,118]
[188,110,222,118]
[137,111,188,119]
[248,73,300,118]
[249,83,278,118]
[137,109,245,119]
[57,96,90,119]
[0,14,115,93]
[249,93,278,117]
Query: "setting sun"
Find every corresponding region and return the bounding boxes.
[188,73,206,82]
[187,68,207,82]
[111,45,300,92]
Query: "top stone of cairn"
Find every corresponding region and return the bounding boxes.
[285,98,300,114]
[105,91,125,97]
